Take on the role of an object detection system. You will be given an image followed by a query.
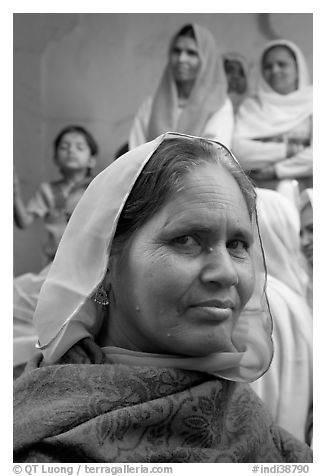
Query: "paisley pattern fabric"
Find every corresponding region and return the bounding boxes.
[14,357,312,463]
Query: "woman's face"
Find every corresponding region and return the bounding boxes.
[262,46,298,95]
[300,204,313,267]
[108,164,255,357]
[224,59,247,94]
[169,35,201,84]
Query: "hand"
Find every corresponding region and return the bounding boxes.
[286,141,305,158]
[13,166,21,199]
[250,165,276,181]
[57,337,106,364]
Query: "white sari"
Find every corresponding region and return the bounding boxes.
[232,40,312,185]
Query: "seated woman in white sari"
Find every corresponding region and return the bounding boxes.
[129,23,233,149]
[14,134,312,463]
[232,40,312,193]
[251,188,312,444]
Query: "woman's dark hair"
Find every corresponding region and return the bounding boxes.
[112,136,256,255]
[262,44,297,69]
[169,24,196,53]
[175,24,196,40]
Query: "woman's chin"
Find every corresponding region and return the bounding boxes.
[168,338,237,357]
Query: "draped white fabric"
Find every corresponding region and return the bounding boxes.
[251,188,312,441]
[300,188,313,211]
[234,39,312,139]
[146,24,228,141]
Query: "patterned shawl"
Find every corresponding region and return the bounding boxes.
[14,356,312,463]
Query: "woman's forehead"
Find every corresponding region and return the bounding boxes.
[60,132,86,142]
[172,36,198,49]
[301,204,313,224]
[162,165,251,222]
[263,45,296,62]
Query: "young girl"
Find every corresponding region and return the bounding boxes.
[14,125,98,263]
[14,125,99,372]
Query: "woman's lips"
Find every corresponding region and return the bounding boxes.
[302,247,313,258]
[175,66,191,74]
[189,300,235,322]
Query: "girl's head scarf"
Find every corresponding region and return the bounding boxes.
[256,188,308,296]
[300,188,313,212]
[146,24,227,141]
[34,132,273,384]
[234,39,312,139]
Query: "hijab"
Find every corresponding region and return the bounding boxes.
[234,39,312,139]
[146,24,228,141]
[34,132,273,384]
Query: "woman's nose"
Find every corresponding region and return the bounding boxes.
[200,248,238,287]
[271,63,281,74]
[178,51,188,62]
[301,231,311,247]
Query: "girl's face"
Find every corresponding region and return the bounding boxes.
[262,46,298,95]
[55,132,95,173]
[108,164,255,357]
[300,204,313,267]
[169,36,201,85]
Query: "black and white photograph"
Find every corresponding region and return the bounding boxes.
[11,7,315,470]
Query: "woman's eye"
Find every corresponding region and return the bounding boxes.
[227,239,248,253]
[174,235,196,245]
[171,235,201,251]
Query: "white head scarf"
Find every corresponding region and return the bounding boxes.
[234,39,312,139]
[147,24,227,141]
[300,188,313,212]
[34,132,273,383]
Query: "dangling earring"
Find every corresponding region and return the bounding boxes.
[93,286,110,306]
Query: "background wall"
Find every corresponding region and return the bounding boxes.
[13,12,313,275]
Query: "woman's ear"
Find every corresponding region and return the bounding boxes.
[88,156,97,169]
[102,268,111,293]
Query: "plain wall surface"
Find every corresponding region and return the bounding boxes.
[13,12,313,275]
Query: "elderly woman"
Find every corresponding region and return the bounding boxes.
[232,39,312,192]
[251,188,312,444]
[14,133,312,463]
[128,24,233,149]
